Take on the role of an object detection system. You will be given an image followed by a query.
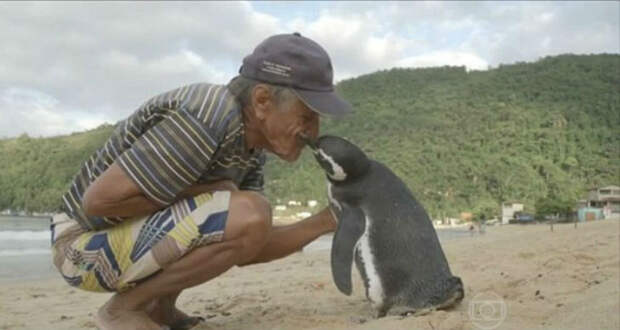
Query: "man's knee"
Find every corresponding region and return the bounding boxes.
[225,191,272,257]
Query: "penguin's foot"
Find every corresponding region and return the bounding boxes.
[404,307,435,317]
[436,287,464,310]
[435,276,465,310]
[387,306,436,318]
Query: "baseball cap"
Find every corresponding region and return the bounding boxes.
[239,32,353,117]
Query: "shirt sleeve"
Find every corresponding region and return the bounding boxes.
[239,153,266,192]
[115,108,222,206]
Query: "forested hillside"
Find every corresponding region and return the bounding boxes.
[1,54,618,218]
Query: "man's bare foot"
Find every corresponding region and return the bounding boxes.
[147,298,204,330]
[96,296,167,330]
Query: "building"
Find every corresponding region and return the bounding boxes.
[577,207,604,222]
[459,212,473,222]
[580,185,620,220]
[501,202,524,224]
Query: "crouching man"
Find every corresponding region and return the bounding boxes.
[51,33,352,330]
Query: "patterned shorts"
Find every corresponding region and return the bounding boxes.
[51,191,230,293]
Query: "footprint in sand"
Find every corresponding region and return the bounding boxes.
[571,253,597,265]
[542,256,565,270]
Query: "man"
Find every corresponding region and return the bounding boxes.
[50,33,352,330]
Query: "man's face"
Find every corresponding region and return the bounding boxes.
[262,96,319,162]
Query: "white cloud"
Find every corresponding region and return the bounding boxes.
[0,88,111,138]
[452,2,620,64]
[287,12,415,80]
[0,1,617,137]
[0,1,282,126]
[397,51,489,71]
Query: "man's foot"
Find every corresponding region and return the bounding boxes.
[147,298,204,330]
[95,297,166,330]
[169,316,205,330]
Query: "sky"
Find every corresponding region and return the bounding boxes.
[0,1,618,138]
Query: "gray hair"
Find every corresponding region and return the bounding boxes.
[227,75,298,110]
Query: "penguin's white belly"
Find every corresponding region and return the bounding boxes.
[356,215,384,307]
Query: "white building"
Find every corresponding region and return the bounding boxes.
[501,202,524,224]
[584,185,620,220]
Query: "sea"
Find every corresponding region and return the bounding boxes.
[0,215,56,282]
[0,215,471,282]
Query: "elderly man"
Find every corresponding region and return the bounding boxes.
[50,33,352,330]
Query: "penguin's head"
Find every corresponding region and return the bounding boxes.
[300,134,370,183]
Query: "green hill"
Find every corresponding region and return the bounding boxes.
[1,54,619,219]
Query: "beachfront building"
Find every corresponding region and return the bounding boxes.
[577,207,604,222]
[578,185,620,220]
[501,202,524,224]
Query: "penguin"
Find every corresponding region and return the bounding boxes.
[300,134,464,317]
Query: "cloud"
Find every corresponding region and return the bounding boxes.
[397,51,489,71]
[0,1,617,137]
[286,12,416,80]
[321,2,618,66]
[0,1,280,126]
[0,88,111,138]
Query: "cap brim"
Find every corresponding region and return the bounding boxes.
[292,89,353,118]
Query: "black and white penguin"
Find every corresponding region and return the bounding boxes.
[301,134,464,317]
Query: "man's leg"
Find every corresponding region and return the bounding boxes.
[95,191,273,330]
[148,207,337,327]
[96,192,336,329]
[147,206,336,329]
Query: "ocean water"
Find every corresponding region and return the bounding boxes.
[0,215,471,282]
[0,216,56,282]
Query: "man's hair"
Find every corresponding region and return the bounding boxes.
[227,75,297,110]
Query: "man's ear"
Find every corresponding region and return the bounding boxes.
[251,84,272,120]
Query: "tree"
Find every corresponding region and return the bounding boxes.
[535,196,574,221]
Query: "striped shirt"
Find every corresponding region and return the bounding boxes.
[61,83,265,231]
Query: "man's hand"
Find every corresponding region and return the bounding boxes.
[325,206,339,232]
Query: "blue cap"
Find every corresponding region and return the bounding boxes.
[240,33,353,117]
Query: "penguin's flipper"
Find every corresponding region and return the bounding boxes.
[331,205,365,295]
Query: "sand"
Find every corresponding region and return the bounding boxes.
[0,220,618,330]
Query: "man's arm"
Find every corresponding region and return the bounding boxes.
[83,162,238,218]
[81,84,240,224]
[83,163,162,218]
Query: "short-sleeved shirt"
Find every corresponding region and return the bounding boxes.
[60,83,265,231]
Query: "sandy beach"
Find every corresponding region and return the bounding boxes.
[0,219,618,330]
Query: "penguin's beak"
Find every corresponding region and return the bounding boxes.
[298,132,318,151]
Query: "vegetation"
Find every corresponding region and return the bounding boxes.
[534,195,576,220]
[1,54,619,219]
